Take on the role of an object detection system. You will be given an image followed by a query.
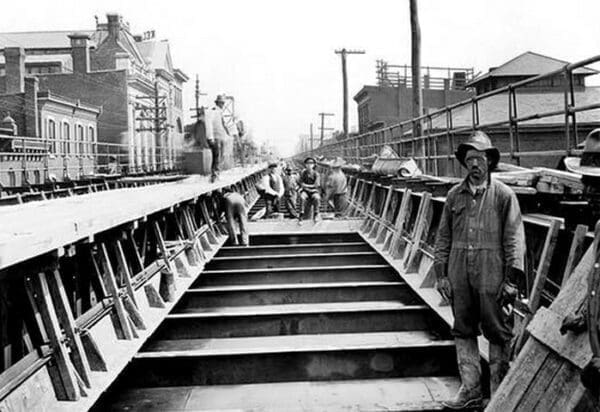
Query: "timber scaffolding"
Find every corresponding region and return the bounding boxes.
[0,166,266,410]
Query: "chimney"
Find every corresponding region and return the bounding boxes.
[115,52,130,71]
[24,77,39,137]
[4,47,25,94]
[68,33,91,73]
[106,13,122,37]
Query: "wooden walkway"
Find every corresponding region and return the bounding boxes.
[0,166,264,271]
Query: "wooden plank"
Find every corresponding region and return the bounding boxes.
[98,244,133,340]
[144,283,165,308]
[386,189,411,255]
[528,218,561,313]
[405,192,432,272]
[370,186,393,239]
[25,272,80,401]
[561,224,588,288]
[113,240,137,307]
[527,307,590,369]
[46,269,92,388]
[152,221,177,277]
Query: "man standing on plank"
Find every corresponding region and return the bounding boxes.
[434,131,525,409]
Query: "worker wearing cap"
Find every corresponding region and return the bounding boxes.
[258,162,284,218]
[217,187,249,246]
[282,166,299,219]
[434,130,525,409]
[298,157,321,223]
[325,157,348,217]
[207,94,231,183]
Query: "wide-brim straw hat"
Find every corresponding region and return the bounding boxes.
[455,130,500,170]
[564,129,600,177]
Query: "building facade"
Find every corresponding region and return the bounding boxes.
[0,13,188,174]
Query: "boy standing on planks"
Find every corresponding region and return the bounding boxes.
[433,131,526,409]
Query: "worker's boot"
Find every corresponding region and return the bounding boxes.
[489,341,511,396]
[442,337,482,410]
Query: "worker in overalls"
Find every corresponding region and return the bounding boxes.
[325,157,348,217]
[207,94,231,183]
[298,157,321,224]
[218,187,249,246]
[282,166,299,219]
[433,131,525,409]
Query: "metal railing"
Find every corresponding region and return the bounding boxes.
[301,55,600,176]
[0,134,183,187]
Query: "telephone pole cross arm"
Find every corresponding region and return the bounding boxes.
[335,48,365,139]
[318,112,335,147]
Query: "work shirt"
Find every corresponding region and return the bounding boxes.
[260,173,284,197]
[434,177,525,294]
[206,106,230,142]
[325,170,348,196]
[300,170,320,194]
[282,174,299,196]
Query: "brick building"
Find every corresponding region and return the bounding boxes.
[0,47,100,186]
[354,64,474,133]
[0,13,188,173]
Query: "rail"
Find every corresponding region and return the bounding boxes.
[300,55,600,176]
[0,134,184,187]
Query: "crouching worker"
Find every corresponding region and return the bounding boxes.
[325,157,348,217]
[433,131,525,409]
[218,187,249,246]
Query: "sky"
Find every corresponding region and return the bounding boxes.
[2,0,600,156]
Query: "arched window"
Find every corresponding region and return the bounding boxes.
[88,126,95,157]
[47,118,57,153]
[62,122,71,155]
[77,124,84,155]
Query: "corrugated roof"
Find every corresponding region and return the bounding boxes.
[430,87,600,128]
[468,51,598,86]
[0,30,96,49]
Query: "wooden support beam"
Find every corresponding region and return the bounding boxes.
[24,272,80,401]
[199,199,219,244]
[372,186,393,240]
[128,230,145,274]
[113,240,137,307]
[80,331,107,371]
[144,283,165,308]
[98,244,133,340]
[405,192,432,272]
[46,269,92,388]
[389,190,413,258]
[561,224,588,288]
[359,183,377,231]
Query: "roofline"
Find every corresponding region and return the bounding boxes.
[37,91,102,114]
[174,68,189,82]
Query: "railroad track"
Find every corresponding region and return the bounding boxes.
[95,231,460,411]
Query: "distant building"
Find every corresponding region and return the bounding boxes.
[0,13,188,173]
[354,62,474,133]
[467,51,596,95]
[423,51,600,174]
[0,47,100,186]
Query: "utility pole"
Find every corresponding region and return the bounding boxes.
[410,0,423,138]
[318,112,335,146]
[335,48,365,139]
[310,123,314,152]
[192,74,207,119]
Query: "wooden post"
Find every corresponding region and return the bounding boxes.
[113,240,137,307]
[561,224,588,288]
[387,189,412,255]
[405,192,432,272]
[371,185,393,239]
[410,0,423,147]
[46,269,92,388]
[99,244,133,340]
[25,272,81,400]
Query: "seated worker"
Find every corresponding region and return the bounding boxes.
[298,157,321,223]
[218,187,249,246]
[282,166,299,219]
[325,157,348,217]
[258,162,284,218]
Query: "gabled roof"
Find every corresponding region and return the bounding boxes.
[467,51,598,87]
[138,39,173,72]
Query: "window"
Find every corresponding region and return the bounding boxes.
[8,169,16,187]
[88,126,95,156]
[34,170,41,185]
[177,118,183,133]
[77,124,84,156]
[47,118,57,153]
[62,122,71,155]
